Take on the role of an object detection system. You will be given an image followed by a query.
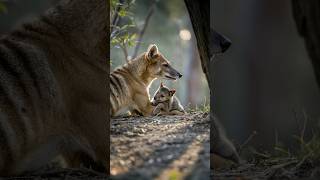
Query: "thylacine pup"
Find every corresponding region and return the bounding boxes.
[110,44,182,117]
[151,82,185,116]
[0,0,108,176]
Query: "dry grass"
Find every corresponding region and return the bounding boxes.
[212,112,320,180]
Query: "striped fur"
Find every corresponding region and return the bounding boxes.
[151,83,185,115]
[0,0,108,176]
[110,44,182,117]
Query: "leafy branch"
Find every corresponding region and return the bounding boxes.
[110,0,158,63]
[111,33,137,62]
[110,0,137,62]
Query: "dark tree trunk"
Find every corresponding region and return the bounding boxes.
[292,0,320,89]
[184,0,210,83]
[184,0,240,166]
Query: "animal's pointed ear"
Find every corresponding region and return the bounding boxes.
[160,82,164,87]
[147,44,159,60]
[170,89,176,96]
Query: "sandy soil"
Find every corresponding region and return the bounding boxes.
[110,112,210,180]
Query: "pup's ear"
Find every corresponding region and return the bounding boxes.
[160,82,164,87]
[147,44,159,59]
[170,89,176,96]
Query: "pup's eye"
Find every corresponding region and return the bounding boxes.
[163,64,169,67]
[161,95,165,97]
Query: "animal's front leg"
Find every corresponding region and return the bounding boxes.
[133,94,154,116]
[70,99,108,173]
[152,103,165,116]
[130,109,144,116]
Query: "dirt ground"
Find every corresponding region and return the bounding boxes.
[2,112,208,180]
[4,112,320,179]
[212,157,320,180]
[212,145,320,180]
[110,112,210,180]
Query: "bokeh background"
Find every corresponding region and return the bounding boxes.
[0,0,59,34]
[212,0,320,151]
[110,0,209,109]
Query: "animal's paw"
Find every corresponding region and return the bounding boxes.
[213,138,240,164]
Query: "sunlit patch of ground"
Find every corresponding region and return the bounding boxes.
[110,112,210,180]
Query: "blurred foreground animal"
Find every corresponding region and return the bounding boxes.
[211,29,240,165]
[0,0,108,176]
[151,82,185,116]
[110,44,182,117]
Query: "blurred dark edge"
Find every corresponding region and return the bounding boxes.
[107,0,111,177]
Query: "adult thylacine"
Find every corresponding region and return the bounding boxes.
[110,44,182,117]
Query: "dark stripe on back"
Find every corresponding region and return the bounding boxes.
[0,42,31,149]
[113,69,129,79]
[1,40,33,99]
[110,89,118,109]
[110,74,124,95]
[40,16,65,38]
[22,23,56,39]
[110,75,121,96]
[3,39,43,99]
[2,39,42,139]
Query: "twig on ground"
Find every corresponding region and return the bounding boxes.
[262,160,298,178]
[239,131,257,154]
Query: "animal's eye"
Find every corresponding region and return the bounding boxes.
[163,64,169,67]
[161,95,165,97]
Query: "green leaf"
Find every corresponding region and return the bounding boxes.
[118,9,127,17]
[128,40,135,47]
[129,34,136,40]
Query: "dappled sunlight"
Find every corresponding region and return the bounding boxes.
[155,136,208,180]
[110,113,210,179]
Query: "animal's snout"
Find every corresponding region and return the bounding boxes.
[220,38,231,53]
[178,73,182,78]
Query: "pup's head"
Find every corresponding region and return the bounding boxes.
[151,82,176,106]
[145,44,182,80]
[211,29,231,58]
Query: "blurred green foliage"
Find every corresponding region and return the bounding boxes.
[0,2,7,14]
[110,0,138,62]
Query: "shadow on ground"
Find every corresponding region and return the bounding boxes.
[111,112,210,180]
[212,144,320,179]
